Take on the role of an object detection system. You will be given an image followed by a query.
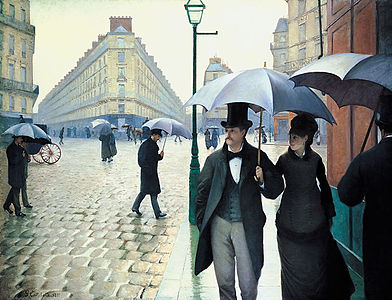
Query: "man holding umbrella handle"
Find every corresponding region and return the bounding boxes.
[4,136,26,217]
[132,129,167,219]
[194,103,284,299]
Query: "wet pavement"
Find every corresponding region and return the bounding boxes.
[0,136,364,299]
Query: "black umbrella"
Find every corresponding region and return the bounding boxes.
[290,53,392,152]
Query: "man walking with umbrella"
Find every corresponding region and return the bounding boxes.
[4,136,26,217]
[194,103,284,299]
[337,95,392,300]
[132,129,167,219]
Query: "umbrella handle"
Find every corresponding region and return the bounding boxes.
[257,112,263,165]
[360,96,381,153]
[162,135,167,151]
[254,112,263,182]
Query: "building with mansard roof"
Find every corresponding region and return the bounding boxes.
[37,17,186,138]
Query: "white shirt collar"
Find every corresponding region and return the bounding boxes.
[385,134,392,139]
[228,143,243,153]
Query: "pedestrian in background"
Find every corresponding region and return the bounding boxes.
[275,113,353,299]
[126,126,132,141]
[99,129,111,162]
[132,129,167,219]
[108,128,117,162]
[338,95,392,300]
[59,127,64,145]
[4,136,26,217]
[20,139,32,209]
[195,103,284,300]
[174,135,182,142]
[204,129,211,150]
[211,129,219,150]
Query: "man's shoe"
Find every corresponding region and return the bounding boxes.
[3,206,13,215]
[156,212,167,219]
[132,209,142,217]
[24,204,33,209]
[16,212,26,217]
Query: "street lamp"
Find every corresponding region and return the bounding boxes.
[184,0,217,225]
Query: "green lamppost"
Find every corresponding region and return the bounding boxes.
[184,0,217,225]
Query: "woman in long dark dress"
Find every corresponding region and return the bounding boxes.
[276,113,353,300]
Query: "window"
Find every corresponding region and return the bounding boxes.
[213,73,218,80]
[280,53,286,65]
[315,42,321,56]
[9,34,14,54]
[22,39,26,57]
[118,84,125,97]
[118,67,125,78]
[118,52,125,63]
[8,63,14,80]
[299,47,306,60]
[9,4,14,19]
[22,98,26,113]
[21,66,26,82]
[21,9,25,23]
[118,103,125,113]
[0,94,2,109]
[117,37,125,48]
[298,23,306,43]
[298,0,305,16]
[9,95,14,111]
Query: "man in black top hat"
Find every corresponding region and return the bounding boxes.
[194,103,284,299]
[132,128,167,219]
[338,95,392,300]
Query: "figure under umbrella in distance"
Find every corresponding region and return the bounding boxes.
[2,123,50,216]
[59,127,64,145]
[337,95,392,300]
[132,129,167,219]
[275,113,354,299]
[204,129,211,150]
[194,103,284,299]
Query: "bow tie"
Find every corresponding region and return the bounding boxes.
[227,150,244,161]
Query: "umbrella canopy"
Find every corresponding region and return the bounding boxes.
[290,53,392,110]
[91,119,110,129]
[2,123,51,144]
[142,118,192,139]
[184,68,336,124]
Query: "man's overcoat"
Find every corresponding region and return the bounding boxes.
[195,140,284,279]
[338,137,392,298]
[7,142,25,188]
[138,138,163,195]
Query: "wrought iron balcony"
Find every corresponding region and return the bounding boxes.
[0,13,35,35]
[0,77,39,98]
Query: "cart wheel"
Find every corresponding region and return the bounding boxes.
[32,154,45,164]
[41,143,62,164]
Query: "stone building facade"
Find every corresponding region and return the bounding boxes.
[37,17,186,138]
[0,0,39,145]
[271,0,328,142]
[200,57,232,134]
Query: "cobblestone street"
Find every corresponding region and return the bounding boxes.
[0,136,326,299]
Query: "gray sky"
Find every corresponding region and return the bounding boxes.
[31,0,287,112]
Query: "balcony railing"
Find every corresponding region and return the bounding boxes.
[0,77,39,97]
[0,13,35,35]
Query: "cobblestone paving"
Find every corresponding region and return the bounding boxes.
[0,137,193,299]
[0,136,326,300]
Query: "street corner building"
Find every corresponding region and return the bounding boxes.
[0,0,39,200]
[36,16,186,139]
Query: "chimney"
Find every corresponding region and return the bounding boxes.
[110,16,132,33]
